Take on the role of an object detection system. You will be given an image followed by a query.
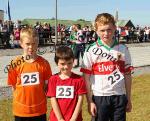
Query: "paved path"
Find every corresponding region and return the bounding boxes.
[129,46,150,67]
[1,43,150,100]
[1,43,150,86]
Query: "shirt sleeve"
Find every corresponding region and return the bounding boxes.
[7,62,17,86]
[77,77,87,95]
[124,46,134,73]
[46,76,56,97]
[80,47,93,74]
[43,60,52,81]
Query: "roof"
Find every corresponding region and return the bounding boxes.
[116,20,135,28]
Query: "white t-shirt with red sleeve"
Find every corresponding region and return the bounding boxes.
[81,38,133,96]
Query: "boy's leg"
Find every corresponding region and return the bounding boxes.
[15,114,46,121]
[15,116,27,121]
[31,114,47,121]
[93,96,111,121]
[80,43,85,58]
[73,44,80,67]
[110,95,128,121]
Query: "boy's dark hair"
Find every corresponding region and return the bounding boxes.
[76,24,81,30]
[54,46,74,64]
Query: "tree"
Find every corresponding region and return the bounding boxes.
[77,19,85,21]
[51,17,55,20]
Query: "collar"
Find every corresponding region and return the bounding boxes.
[97,37,118,50]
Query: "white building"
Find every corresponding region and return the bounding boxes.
[0,10,4,22]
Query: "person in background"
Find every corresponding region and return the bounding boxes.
[73,24,85,68]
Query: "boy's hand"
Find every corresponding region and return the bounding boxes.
[126,99,132,112]
[88,102,97,116]
[58,119,65,121]
[70,118,76,121]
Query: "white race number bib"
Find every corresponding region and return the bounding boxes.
[56,86,74,98]
[21,72,40,86]
[106,68,124,88]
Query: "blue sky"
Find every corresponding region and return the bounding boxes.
[0,0,150,26]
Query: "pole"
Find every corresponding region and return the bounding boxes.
[55,0,58,50]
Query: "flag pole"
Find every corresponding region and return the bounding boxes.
[55,0,58,51]
[8,0,11,21]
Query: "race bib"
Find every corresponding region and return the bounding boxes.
[106,68,124,88]
[56,86,74,98]
[21,72,40,86]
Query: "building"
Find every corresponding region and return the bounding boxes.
[0,10,4,23]
[116,20,135,29]
[114,10,135,29]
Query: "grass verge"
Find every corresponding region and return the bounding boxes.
[0,74,150,121]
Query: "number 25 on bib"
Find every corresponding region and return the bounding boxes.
[106,68,124,88]
[56,86,74,98]
[21,72,40,86]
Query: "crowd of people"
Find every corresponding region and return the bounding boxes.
[0,20,21,48]
[6,13,133,121]
[0,20,98,48]
[0,18,150,49]
[115,25,150,43]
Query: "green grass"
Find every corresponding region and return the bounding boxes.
[22,18,92,27]
[0,74,150,121]
[0,99,13,121]
[126,74,150,121]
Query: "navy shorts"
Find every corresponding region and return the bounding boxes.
[15,114,46,121]
[92,95,128,121]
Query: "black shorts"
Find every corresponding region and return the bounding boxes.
[15,114,46,121]
[93,95,128,121]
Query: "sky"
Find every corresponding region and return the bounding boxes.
[0,0,150,26]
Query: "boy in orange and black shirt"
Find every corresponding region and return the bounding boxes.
[7,27,52,121]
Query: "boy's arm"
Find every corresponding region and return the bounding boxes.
[84,74,92,103]
[50,97,65,121]
[7,68,17,90]
[12,85,16,90]
[70,95,84,121]
[44,80,48,92]
[83,73,97,116]
[44,61,52,92]
[124,73,132,112]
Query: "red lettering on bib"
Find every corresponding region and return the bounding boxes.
[92,61,125,75]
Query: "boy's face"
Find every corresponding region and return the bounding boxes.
[57,59,74,75]
[20,36,38,56]
[96,23,116,44]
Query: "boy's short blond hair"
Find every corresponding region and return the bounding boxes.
[20,27,39,42]
[94,13,116,31]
